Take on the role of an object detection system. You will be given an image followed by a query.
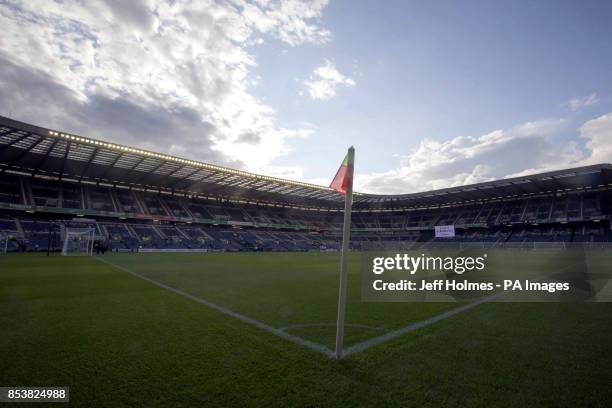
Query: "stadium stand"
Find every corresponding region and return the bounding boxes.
[1,115,611,252]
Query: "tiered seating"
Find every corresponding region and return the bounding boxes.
[523,198,553,223]
[474,203,496,224]
[248,231,286,251]
[61,183,82,209]
[437,209,460,226]
[1,173,611,251]
[468,230,502,242]
[20,220,61,251]
[497,201,526,224]
[566,196,582,220]
[582,195,602,219]
[103,223,138,249]
[157,225,189,249]
[0,219,18,234]
[65,220,100,234]
[0,174,23,205]
[140,195,168,216]
[174,226,212,249]
[205,229,245,251]
[246,209,270,224]
[592,228,612,242]
[3,172,610,232]
[378,214,394,229]
[88,186,114,212]
[505,226,574,243]
[454,206,480,225]
[354,213,377,229]
[162,197,189,218]
[221,208,246,222]
[551,198,568,220]
[186,201,214,219]
[30,179,60,207]
[115,189,142,213]
[131,225,164,248]
[485,203,505,224]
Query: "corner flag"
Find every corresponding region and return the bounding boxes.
[329,151,353,195]
[332,146,355,360]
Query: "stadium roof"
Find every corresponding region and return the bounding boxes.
[356,164,612,210]
[1,115,611,210]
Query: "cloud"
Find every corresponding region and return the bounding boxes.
[259,165,305,180]
[355,118,593,194]
[235,132,262,144]
[0,0,331,172]
[303,59,355,100]
[579,112,612,165]
[567,93,600,111]
[356,112,612,194]
[238,0,331,46]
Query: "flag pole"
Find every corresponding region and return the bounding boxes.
[334,146,355,360]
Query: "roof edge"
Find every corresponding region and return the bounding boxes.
[2,115,610,202]
[0,115,336,193]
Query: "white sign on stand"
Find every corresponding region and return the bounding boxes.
[435,225,455,238]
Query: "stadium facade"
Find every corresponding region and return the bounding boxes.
[1,115,611,252]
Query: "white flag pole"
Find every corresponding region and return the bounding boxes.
[334,146,355,360]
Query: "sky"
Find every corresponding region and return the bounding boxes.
[0,0,611,194]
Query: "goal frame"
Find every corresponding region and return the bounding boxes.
[62,228,95,256]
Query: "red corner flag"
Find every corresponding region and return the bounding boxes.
[330,148,354,195]
[333,146,355,360]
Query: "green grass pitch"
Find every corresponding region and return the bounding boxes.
[1,251,612,406]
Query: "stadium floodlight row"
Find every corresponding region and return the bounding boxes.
[1,114,611,252]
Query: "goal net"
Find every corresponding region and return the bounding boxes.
[62,228,95,256]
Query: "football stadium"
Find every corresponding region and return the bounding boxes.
[2,115,612,406]
[2,1,612,406]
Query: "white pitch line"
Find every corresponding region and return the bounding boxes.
[341,260,581,357]
[278,322,387,332]
[341,290,506,358]
[95,256,544,360]
[95,256,335,358]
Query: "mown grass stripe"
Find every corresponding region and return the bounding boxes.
[95,256,335,358]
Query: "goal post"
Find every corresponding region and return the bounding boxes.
[62,228,95,256]
[0,234,8,254]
